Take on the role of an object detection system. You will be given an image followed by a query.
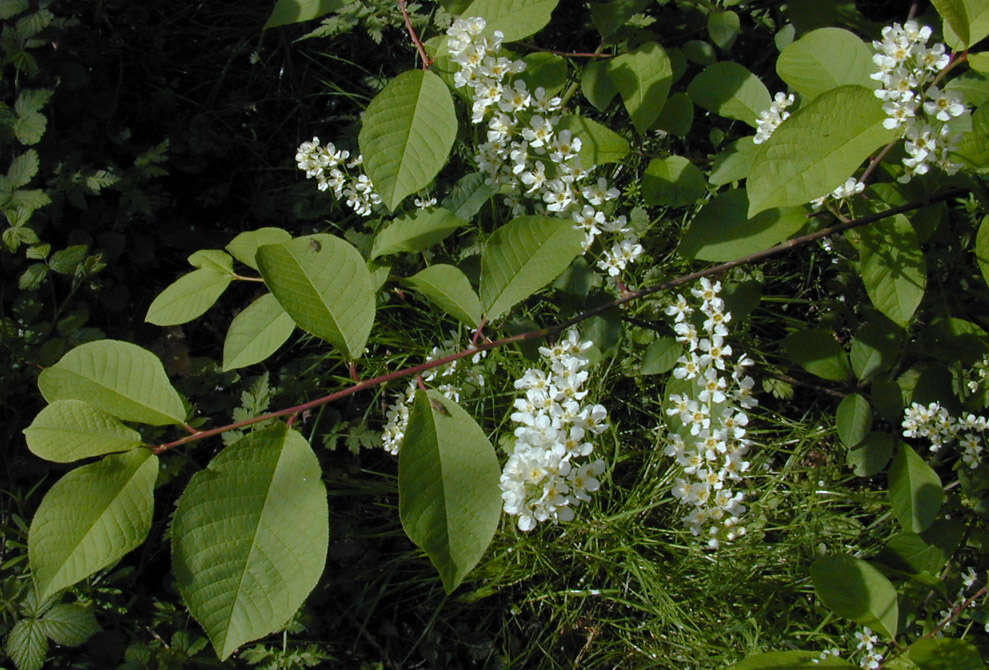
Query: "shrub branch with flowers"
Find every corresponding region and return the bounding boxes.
[10,1,989,667]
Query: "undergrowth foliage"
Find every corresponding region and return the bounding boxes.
[8,0,989,668]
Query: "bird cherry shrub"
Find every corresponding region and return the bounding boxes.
[11,1,989,667]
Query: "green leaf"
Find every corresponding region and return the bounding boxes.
[400,391,501,593]
[145,268,232,326]
[0,0,28,20]
[48,245,88,275]
[23,399,143,463]
[38,340,186,426]
[369,207,466,260]
[707,10,740,52]
[581,60,618,112]
[188,249,234,275]
[641,337,682,375]
[709,137,759,186]
[18,262,47,290]
[850,318,901,381]
[172,424,328,660]
[13,110,45,145]
[687,61,771,128]
[440,173,495,221]
[37,604,101,646]
[403,264,482,328]
[969,51,989,72]
[519,52,568,95]
[225,227,292,271]
[781,328,851,382]
[5,618,47,670]
[589,0,650,39]
[889,442,943,533]
[881,533,946,576]
[678,189,806,261]
[846,430,894,477]
[836,393,871,447]
[8,149,38,189]
[907,638,983,669]
[358,69,457,211]
[556,114,630,167]
[607,41,673,134]
[461,0,560,42]
[29,449,158,601]
[480,216,585,320]
[256,234,375,360]
[852,214,926,328]
[776,28,874,101]
[811,555,898,639]
[264,0,343,28]
[933,0,989,49]
[222,293,295,371]
[654,91,694,137]
[642,155,706,208]
[975,216,989,289]
[746,86,898,216]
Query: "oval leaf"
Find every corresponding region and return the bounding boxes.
[29,449,158,601]
[222,293,296,371]
[145,268,232,326]
[225,227,292,270]
[400,391,501,593]
[23,399,143,463]
[889,442,944,533]
[747,86,899,216]
[480,216,585,320]
[678,189,806,261]
[836,393,871,448]
[358,69,457,212]
[781,328,852,382]
[687,61,770,128]
[907,638,983,669]
[556,114,630,167]
[642,155,706,208]
[776,28,874,101]
[5,619,47,670]
[607,41,673,134]
[37,340,186,426]
[847,431,894,477]
[811,555,898,639]
[265,0,343,28]
[37,604,101,647]
[370,207,466,260]
[403,264,483,328]
[172,424,328,660]
[256,234,375,360]
[461,0,560,42]
[852,214,926,328]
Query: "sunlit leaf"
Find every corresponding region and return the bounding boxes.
[222,293,295,371]
[29,449,158,601]
[461,0,560,42]
[608,41,673,133]
[403,264,483,328]
[811,555,898,639]
[23,399,143,463]
[889,442,943,533]
[687,61,770,128]
[173,424,328,660]
[776,28,874,101]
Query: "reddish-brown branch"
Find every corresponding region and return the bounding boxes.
[150,188,965,455]
[398,0,431,69]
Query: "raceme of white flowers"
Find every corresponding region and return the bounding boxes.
[871,20,967,182]
[499,328,609,532]
[445,16,643,281]
[662,278,756,549]
[380,337,487,455]
[295,138,383,216]
[901,401,987,468]
[810,177,866,210]
[752,91,794,145]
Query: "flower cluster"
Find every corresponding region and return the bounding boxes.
[752,91,795,144]
[662,278,757,549]
[870,20,967,182]
[499,329,609,531]
[446,16,643,280]
[901,401,987,468]
[380,339,486,455]
[853,627,884,669]
[294,137,382,216]
[810,177,866,209]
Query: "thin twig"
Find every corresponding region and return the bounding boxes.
[398,0,431,69]
[150,189,965,455]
